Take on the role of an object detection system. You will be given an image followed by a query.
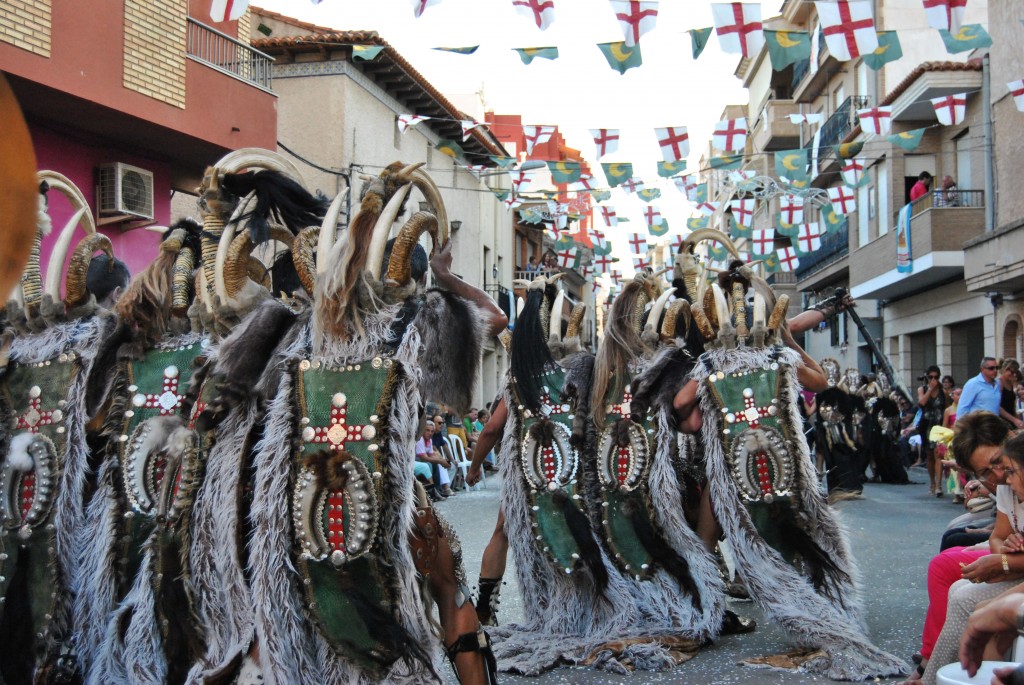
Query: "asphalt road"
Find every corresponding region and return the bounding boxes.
[434,465,952,684]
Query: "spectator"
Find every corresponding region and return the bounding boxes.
[942,375,957,403]
[900,398,924,468]
[1016,383,1024,423]
[919,365,950,497]
[999,360,1024,429]
[911,171,933,202]
[934,175,958,208]
[543,254,557,273]
[417,420,452,500]
[959,357,1003,418]
[525,256,540,273]
[474,408,496,471]
[959,592,1024,682]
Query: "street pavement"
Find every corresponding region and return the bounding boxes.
[434,465,955,684]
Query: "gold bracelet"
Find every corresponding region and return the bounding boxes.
[1003,553,1011,573]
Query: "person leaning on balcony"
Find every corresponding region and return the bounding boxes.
[935,175,959,208]
[911,171,933,202]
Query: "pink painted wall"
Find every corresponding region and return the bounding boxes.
[30,123,170,292]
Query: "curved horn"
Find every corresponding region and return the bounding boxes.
[516,296,525,317]
[316,188,348,275]
[548,288,565,342]
[768,294,790,331]
[144,225,170,234]
[40,172,96,301]
[409,169,449,249]
[711,283,730,331]
[212,147,306,186]
[644,287,674,337]
[692,307,716,341]
[212,193,257,304]
[172,245,196,316]
[661,299,689,339]
[684,228,741,258]
[546,272,567,285]
[63,233,114,307]
[385,211,438,286]
[224,224,295,299]
[293,226,319,296]
[565,302,586,339]
[632,287,652,336]
[18,192,46,309]
[701,284,719,331]
[366,182,413,281]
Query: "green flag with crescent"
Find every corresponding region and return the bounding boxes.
[513,47,559,64]
[597,41,643,74]
[710,154,743,171]
[353,45,385,61]
[592,189,612,202]
[435,139,464,159]
[888,128,927,151]
[862,32,902,70]
[775,216,800,237]
[834,141,864,159]
[602,162,633,187]
[775,148,808,183]
[764,30,811,70]
[657,160,687,177]
[689,27,713,59]
[728,215,751,240]
[762,251,782,273]
[432,46,480,54]
[820,203,848,234]
[939,25,992,54]
[489,155,516,168]
[638,188,661,203]
[687,216,710,230]
[648,219,670,237]
[547,161,582,184]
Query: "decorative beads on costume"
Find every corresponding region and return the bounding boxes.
[292,457,378,565]
[520,419,576,491]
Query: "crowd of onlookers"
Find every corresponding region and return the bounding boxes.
[414,405,495,502]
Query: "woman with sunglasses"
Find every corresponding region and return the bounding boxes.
[919,365,950,496]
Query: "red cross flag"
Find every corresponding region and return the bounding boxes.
[510,169,535,193]
[857,106,893,135]
[796,223,822,254]
[711,2,765,58]
[815,0,878,61]
[611,269,623,284]
[398,114,430,133]
[696,201,718,216]
[463,164,489,174]
[545,226,560,242]
[931,93,967,126]
[628,232,649,255]
[523,125,556,155]
[600,205,619,228]
[461,120,485,140]
[730,198,755,227]
[590,228,608,250]
[673,233,688,252]
[632,256,652,271]
[779,195,804,224]
[1009,80,1024,112]
[513,0,556,30]
[609,0,658,47]
[621,177,644,195]
[210,0,248,22]
[776,246,800,272]
[712,118,748,152]
[643,205,662,228]
[750,229,775,256]
[655,126,690,162]
[569,175,597,192]
[556,247,578,269]
[828,185,857,215]
[590,129,620,159]
[594,253,617,274]
[923,0,966,33]
[840,158,867,187]
[412,0,443,18]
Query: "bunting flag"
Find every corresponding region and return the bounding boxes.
[862,31,903,70]
[729,215,751,240]
[939,24,992,53]
[504,196,522,210]
[712,2,764,58]
[654,126,690,162]
[435,139,464,158]
[602,162,633,187]
[835,141,865,158]
[620,176,644,194]
[730,198,755,227]
[555,246,579,269]
[461,120,485,140]
[548,161,582,184]
[828,185,857,214]
[672,233,689,252]
[857,106,893,135]
[590,228,610,254]
[513,46,559,63]
[648,217,670,237]
[707,242,730,262]
[821,203,848,233]
[593,253,618,274]
[523,125,556,155]
[750,229,775,256]
[888,127,928,151]
[569,174,597,192]
[764,30,811,70]
[432,46,480,54]
[610,0,658,47]
[513,0,556,30]
[397,114,429,133]
[610,269,623,284]
[638,188,661,202]
[776,148,808,183]
[672,176,691,196]
[597,41,643,74]
[509,168,535,193]
[463,164,489,174]
[353,45,385,61]
[642,205,662,228]
[923,0,966,34]
[590,128,620,159]
[657,160,687,177]
[815,0,878,61]
[931,93,967,125]
[709,154,743,170]
[632,256,652,270]
[599,205,618,228]
[686,216,710,230]
[210,0,249,22]
[775,246,800,272]
[1009,80,1024,112]
[762,250,782,273]
[627,231,649,255]
[492,189,510,202]
[788,112,825,125]
[518,207,545,225]
[841,158,870,188]
[592,189,612,202]
[690,27,714,59]
[490,155,516,168]
[775,216,801,237]
[412,0,442,17]
[779,195,804,224]
[712,118,747,152]
[793,222,823,255]
[692,182,709,203]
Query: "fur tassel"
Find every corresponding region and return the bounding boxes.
[157,533,206,685]
[414,289,486,416]
[562,353,595,450]
[772,504,852,605]
[627,345,694,422]
[527,419,555,448]
[621,495,702,613]
[0,548,35,682]
[304,449,351,491]
[551,489,609,596]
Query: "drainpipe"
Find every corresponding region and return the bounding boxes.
[983,53,995,232]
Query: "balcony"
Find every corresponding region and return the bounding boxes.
[750,100,803,152]
[819,95,870,151]
[849,190,986,300]
[964,223,1024,294]
[187,18,274,92]
[795,229,849,280]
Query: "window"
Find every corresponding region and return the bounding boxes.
[878,161,889,236]
[858,180,870,247]
[856,61,869,98]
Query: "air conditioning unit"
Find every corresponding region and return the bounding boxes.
[96,162,155,220]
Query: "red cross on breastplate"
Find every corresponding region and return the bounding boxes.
[730,390,772,429]
[16,387,55,434]
[302,394,369,452]
[611,390,633,418]
[133,366,184,416]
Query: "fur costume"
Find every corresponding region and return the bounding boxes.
[866,397,909,484]
[815,387,863,496]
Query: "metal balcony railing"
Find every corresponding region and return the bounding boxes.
[794,229,848,279]
[187,18,274,92]
[907,189,985,217]
[819,95,870,151]
[792,57,810,88]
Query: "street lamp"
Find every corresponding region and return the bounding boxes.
[450,220,462,232]
[492,264,498,280]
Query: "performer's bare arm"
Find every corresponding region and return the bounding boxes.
[673,380,703,434]
[467,399,508,486]
[788,292,855,336]
[780,322,828,392]
[430,239,508,337]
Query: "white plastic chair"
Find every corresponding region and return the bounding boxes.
[447,434,483,491]
[936,660,1019,684]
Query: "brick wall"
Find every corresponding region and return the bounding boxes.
[0,0,52,57]
[237,10,252,46]
[123,0,186,108]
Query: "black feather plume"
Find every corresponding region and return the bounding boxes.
[628,344,694,421]
[0,549,35,683]
[511,289,556,414]
[157,536,205,685]
[772,505,852,605]
[623,494,703,612]
[551,489,609,597]
[220,170,328,242]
